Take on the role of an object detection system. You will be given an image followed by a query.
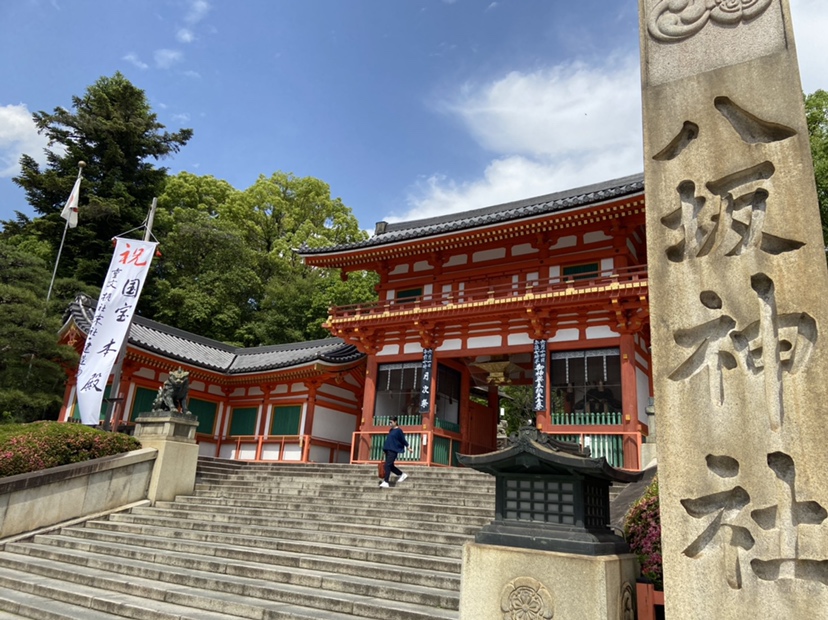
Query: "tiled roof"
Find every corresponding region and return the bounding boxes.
[62,295,363,375]
[298,173,644,256]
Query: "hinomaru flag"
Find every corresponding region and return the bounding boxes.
[76,237,157,425]
[60,176,82,228]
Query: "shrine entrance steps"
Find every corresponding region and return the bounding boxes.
[0,458,496,620]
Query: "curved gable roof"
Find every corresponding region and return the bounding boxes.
[61,295,363,375]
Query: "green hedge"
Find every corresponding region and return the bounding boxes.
[0,422,141,478]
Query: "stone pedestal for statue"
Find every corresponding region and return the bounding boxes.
[133,411,199,505]
[639,1,828,616]
[457,428,640,619]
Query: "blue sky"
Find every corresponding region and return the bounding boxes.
[1,0,826,232]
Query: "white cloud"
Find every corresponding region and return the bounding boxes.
[176,28,195,43]
[154,48,183,69]
[791,0,828,94]
[0,104,52,178]
[122,52,149,70]
[395,54,642,222]
[185,0,211,24]
[172,113,191,123]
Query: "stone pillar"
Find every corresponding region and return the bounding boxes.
[133,412,200,505]
[639,1,828,616]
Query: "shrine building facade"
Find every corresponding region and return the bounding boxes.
[299,173,650,470]
[58,173,651,470]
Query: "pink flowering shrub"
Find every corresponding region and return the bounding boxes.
[624,476,663,590]
[0,422,141,478]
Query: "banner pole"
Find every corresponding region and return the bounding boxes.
[46,162,86,305]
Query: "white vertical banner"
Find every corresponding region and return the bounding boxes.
[76,237,157,425]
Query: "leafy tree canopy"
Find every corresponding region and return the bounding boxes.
[4,72,192,285]
[0,241,95,423]
[805,89,828,246]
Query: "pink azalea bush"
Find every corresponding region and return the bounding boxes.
[0,422,141,478]
[624,476,663,589]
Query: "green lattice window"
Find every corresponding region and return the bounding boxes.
[129,386,156,421]
[563,262,599,281]
[270,405,302,435]
[189,398,218,435]
[229,407,258,436]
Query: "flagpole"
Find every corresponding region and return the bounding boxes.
[104,197,158,432]
[46,161,85,304]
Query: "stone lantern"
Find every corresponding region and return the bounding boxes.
[458,426,641,555]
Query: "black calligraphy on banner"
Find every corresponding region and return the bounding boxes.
[75,237,157,425]
[533,339,547,411]
[419,348,433,414]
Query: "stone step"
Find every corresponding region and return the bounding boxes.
[159,497,492,531]
[0,564,251,620]
[7,539,460,612]
[192,485,496,508]
[0,551,455,620]
[58,520,465,573]
[118,506,478,546]
[24,529,462,591]
[166,494,494,527]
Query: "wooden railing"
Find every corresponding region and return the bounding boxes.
[196,434,352,463]
[351,429,465,467]
[327,264,648,322]
[547,430,642,470]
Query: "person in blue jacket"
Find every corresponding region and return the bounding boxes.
[380,416,410,488]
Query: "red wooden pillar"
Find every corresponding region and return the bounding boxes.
[357,356,378,461]
[619,332,640,469]
[302,381,319,463]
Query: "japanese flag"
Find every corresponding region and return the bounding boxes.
[60,176,81,228]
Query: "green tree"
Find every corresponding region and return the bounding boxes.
[4,72,192,285]
[150,209,261,344]
[805,89,828,245]
[0,241,87,423]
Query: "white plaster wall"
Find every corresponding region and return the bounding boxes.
[237,444,257,460]
[310,445,334,463]
[636,366,651,424]
[601,258,614,273]
[511,243,537,256]
[508,333,535,346]
[311,407,356,443]
[134,367,155,380]
[218,444,234,459]
[389,264,409,275]
[198,441,216,457]
[190,380,205,392]
[208,384,224,396]
[551,235,577,250]
[378,344,400,356]
[472,248,506,263]
[282,445,302,461]
[413,261,432,272]
[440,339,462,351]
[584,230,612,243]
[550,328,580,342]
[586,325,619,339]
[404,342,423,354]
[549,265,561,280]
[467,335,502,349]
[446,254,468,267]
[627,237,638,260]
[319,383,357,402]
[260,445,281,460]
[274,384,288,394]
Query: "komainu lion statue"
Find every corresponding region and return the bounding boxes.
[152,368,191,413]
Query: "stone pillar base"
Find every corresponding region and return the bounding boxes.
[134,412,200,505]
[460,542,639,620]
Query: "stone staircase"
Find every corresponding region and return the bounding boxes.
[0,458,497,620]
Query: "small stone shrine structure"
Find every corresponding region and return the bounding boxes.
[457,427,640,619]
[639,0,828,616]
